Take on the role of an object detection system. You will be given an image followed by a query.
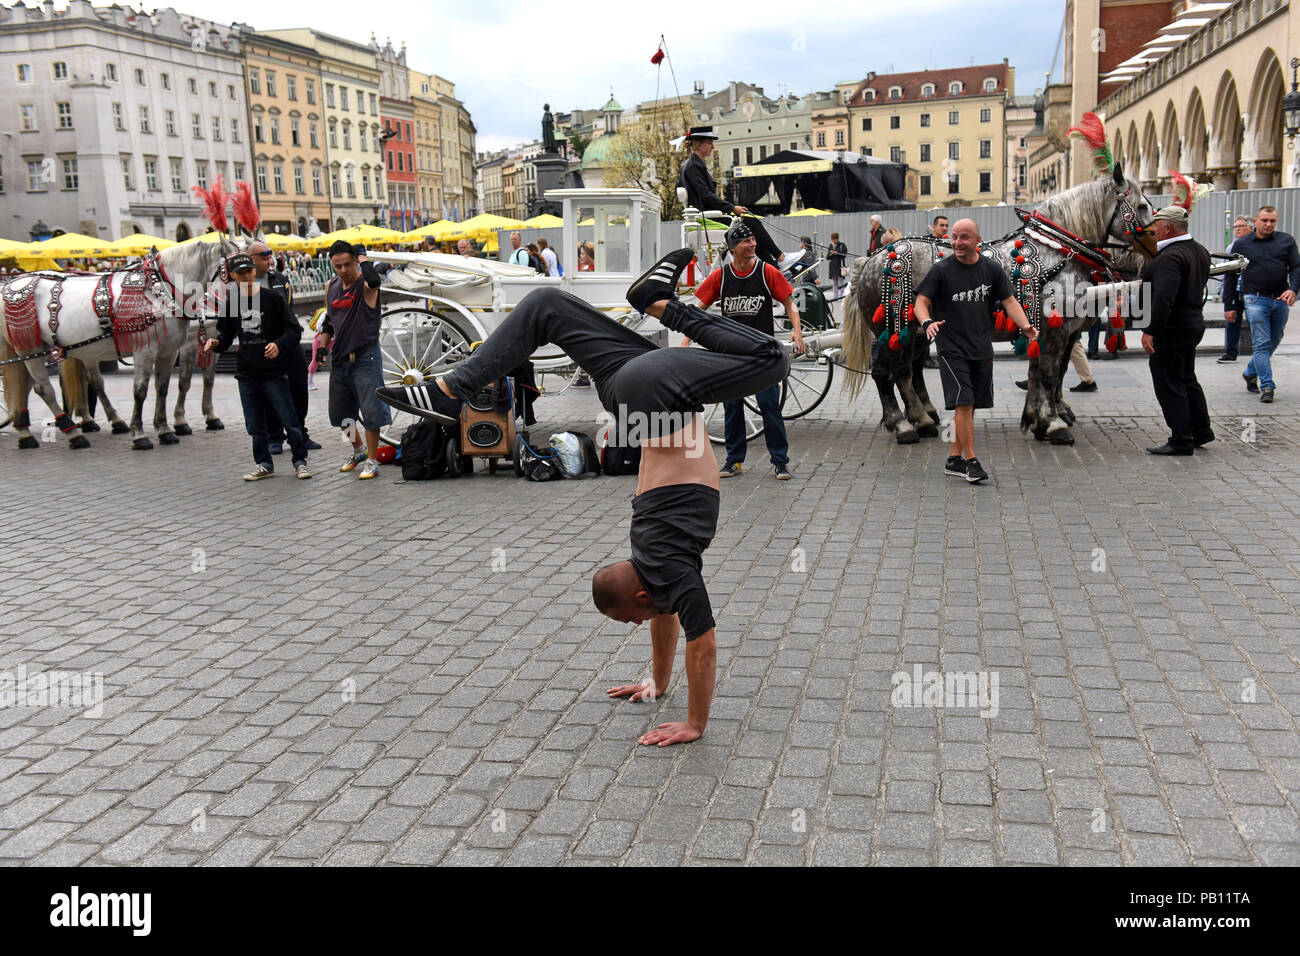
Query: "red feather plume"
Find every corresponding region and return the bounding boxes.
[1168,170,1196,210]
[191,175,229,235]
[1067,112,1114,177]
[232,181,261,235]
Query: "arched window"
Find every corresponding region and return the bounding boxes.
[863,89,876,103]
[888,86,902,100]
[949,81,963,95]
[921,83,935,98]
[983,77,997,93]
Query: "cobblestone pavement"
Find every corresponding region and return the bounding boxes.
[1,342,1297,866]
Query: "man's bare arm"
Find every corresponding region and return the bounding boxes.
[638,628,715,747]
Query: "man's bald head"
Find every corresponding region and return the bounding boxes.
[246,240,273,277]
[949,219,982,262]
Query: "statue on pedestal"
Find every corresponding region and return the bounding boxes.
[542,104,557,155]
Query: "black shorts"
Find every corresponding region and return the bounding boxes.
[937,353,993,410]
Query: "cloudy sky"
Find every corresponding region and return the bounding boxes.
[212,0,1063,151]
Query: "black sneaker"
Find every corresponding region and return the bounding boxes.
[1015,380,1028,391]
[375,383,462,425]
[719,461,743,478]
[944,455,966,478]
[964,458,989,483]
[1245,373,1259,393]
[1068,380,1098,392]
[1216,353,1237,363]
[626,248,695,313]
[1261,387,1275,403]
[772,463,791,480]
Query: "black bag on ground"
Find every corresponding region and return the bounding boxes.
[400,420,449,480]
[600,426,642,476]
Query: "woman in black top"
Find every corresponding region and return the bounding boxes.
[677,126,783,266]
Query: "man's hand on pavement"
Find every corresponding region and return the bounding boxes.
[607,681,659,703]
[638,721,703,747]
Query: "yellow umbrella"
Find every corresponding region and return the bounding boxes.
[786,207,831,217]
[522,214,563,229]
[0,237,29,254]
[318,224,406,245]
[403,220,456,240]
[263,233,309,251]
[438,213,526,241]
[100,234,176,256]
[30,232,110,258]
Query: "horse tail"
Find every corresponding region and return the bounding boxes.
[61,356,88,419]
[0,326,26,425]
[839,254,877,399]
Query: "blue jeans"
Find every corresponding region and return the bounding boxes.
[1243,294,1290,390]
[1087,316,1103,354]
[723,383,788,465]
[238,376,307,468]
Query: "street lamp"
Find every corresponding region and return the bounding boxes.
[1284,57,1300,147]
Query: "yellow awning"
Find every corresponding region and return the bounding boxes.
[263,233,310,251]
[100,233,176,255]
[522,214,563,228]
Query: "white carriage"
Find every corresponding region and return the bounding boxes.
[366,187,842,447]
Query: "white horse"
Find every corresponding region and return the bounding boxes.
[1,237,238,449]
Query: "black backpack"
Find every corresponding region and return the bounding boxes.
[599,426,642,476]
[399,420,449,480]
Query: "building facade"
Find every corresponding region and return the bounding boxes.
[238,30,329,236]
[845,61,1014,208]
[262,29,384,228]
[1,1,253,241]
[409,69,444,223]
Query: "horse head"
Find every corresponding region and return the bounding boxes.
[154,235,246,320]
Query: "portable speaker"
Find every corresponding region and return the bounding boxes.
[460,378,515,456]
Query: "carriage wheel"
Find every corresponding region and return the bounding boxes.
[703,397,764,446]
[781,354,834,420]
[377,305,478,447]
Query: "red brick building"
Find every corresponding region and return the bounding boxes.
[382,98,417,230]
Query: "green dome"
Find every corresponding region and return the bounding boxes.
[579,133,633,170]
[602,96,622,112]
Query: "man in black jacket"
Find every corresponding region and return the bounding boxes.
[249,240,319,455]
[1140,206,1212,456]
[204,254,310,479]
[1222,205,1298,402]
[677,126,782,265]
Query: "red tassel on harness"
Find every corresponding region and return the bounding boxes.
[906,304,915,323]
[1110,308,1124,329]
[1116,331,1127,351]
[1047,310,1064,329]
[872,304,886,325]
[889,333,901,350]
[1105,332,1119,353]
[1027,340,1041,359]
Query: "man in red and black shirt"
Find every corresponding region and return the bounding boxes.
[688,220,805,479]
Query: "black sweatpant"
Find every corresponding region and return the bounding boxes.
[266,343,310,441]
[1149,330,1210,451]
[441,288,789,434]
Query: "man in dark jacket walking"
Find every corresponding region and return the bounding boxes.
[1141,206,1212,456]
[1222,205,1298,402]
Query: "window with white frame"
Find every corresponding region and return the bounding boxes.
[270,117,280,145]
[57,102,72,129]
[294,165,304,194]
[209,80,217,98]
[888,86,902,100]
[27,160,45,191]
[212,117,221,141]
[165,109,176,136]
[234,162,245,181]
[948,110,960,125]
[192,113,203,138]
[144,157,158,191]
[250,69,261,95]
[17,63,33,83]
[266,71,276,98]
[53,61,68,80]
[135,67,146,86]
[170,158,183,191]
[61,156,78,189]
[920,143,931,163]
[20,105,37,131]
[948,141,960,160]
[139,106,151,132]
[312,167,322,194]
[273,164,284,193]
[340,87,349,111]
[113,102,125,131]
[257,163,268,193]
[310,120,319,149]
[306,80,316,105]
[979,139,991,159]
[291,119,300,147]
[105,64,117,82]
[121,156,133,190]
[195,161,208,188]
[231,118,240,143]
[983,78,996,93]
[287,76,297,101]
[949,81,962,95]
[980,108,991,123]
[161,72,171,91]
[343,125,351,150]
[979,171,992,192]
[921,83,934,98]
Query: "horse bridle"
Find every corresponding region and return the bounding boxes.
[1101,181,1154,256]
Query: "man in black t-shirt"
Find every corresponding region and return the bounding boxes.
[915,219,1036,483]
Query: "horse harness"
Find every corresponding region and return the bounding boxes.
[1,253,201,367]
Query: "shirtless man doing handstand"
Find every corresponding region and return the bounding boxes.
[377,249,788,746]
